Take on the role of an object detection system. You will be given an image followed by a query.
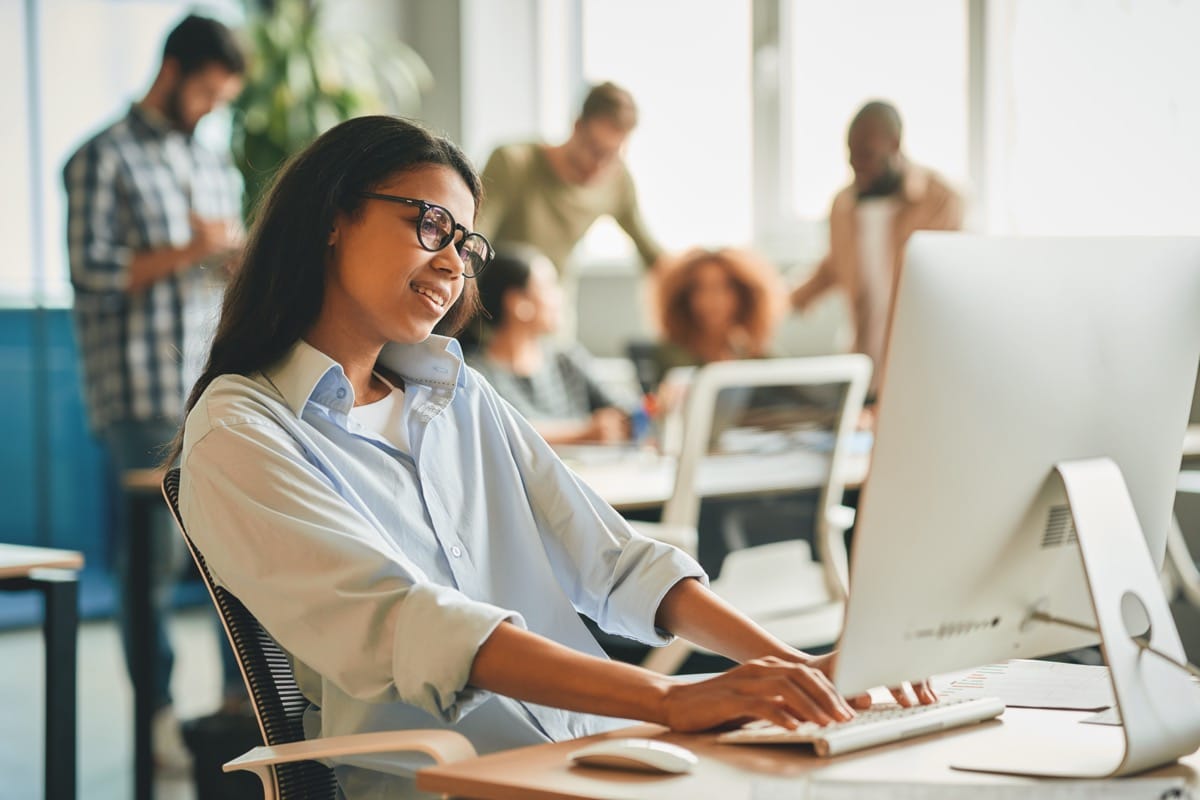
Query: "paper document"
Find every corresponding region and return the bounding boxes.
[933,660,1114,710]
[749,777,1192,800]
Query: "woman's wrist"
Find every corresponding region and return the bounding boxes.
[641,673,678,727]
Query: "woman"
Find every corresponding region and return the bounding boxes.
[174,117,930,797]
[651,246,785,385]
[467,243,629,445]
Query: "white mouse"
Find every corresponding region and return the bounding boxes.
[568,737,699,774]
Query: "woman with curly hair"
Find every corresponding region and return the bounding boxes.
[651,247,786,384]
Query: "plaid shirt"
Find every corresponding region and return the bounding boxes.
[64,104,242,433]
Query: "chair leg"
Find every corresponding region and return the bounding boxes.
[642,637,691,674]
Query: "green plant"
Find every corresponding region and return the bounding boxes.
[232,0,433,216]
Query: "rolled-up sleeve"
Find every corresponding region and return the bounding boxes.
[64,143,134,294]
[478,377,706,645]
[181,410,526,722]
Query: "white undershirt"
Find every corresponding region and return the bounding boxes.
[856,197,899,372]
[348,372,410,453]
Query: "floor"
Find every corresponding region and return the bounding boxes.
[1,607,226,800]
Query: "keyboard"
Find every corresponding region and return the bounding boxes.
[716,696,1005,757]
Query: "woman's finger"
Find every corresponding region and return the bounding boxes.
[790,665,856,719]
[889,681,918,707]
[759,678,836,725]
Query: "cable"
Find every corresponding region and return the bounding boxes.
[1029,610,1200,681]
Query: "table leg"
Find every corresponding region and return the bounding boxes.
[130,494,156,800]
[40,571,79,800]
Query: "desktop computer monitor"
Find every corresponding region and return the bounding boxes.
[835,233,1200,699]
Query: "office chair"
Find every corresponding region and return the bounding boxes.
[161,468,476,800]
[634,355,871,673]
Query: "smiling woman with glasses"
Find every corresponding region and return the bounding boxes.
[169,115,921,800]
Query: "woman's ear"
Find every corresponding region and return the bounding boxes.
[327,226,338,248]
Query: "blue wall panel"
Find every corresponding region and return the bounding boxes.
[45,310,112,568]
[0,308,117,626]
[0,311,38,548]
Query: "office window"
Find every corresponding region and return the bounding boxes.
[788,0,969,221]
[983,0,1200,235]
[0,0,33,302]
[579,0,753,260]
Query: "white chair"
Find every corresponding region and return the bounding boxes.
[634,355,872,673]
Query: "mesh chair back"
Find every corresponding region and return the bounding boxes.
[162,468,339,800]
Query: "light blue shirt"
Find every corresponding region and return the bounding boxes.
[180,335,705,797]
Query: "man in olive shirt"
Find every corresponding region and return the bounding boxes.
[476,82,662,283]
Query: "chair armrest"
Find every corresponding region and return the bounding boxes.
[223,730,477,773]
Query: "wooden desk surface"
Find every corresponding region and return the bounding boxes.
[418,709,1200,800]
[0,543,84,580]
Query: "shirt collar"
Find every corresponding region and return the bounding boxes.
[128,103,180,140]
[378,334,464,391]
[899,161,932,204]
[265,336,464,418]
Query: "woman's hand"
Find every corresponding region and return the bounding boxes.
[658,656,857,732]
[807,650,938,710]
[586,407,630,443]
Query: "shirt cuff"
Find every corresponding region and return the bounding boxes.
[600,537,708,647]
[391,582,526,723]
[78,244,135,292]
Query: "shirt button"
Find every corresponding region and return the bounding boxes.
[450,545,462,558]
[336,388,347,399]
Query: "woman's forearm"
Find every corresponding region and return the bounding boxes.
[468,621,675,724]
[468,581,853,734]
[654,577,811,665]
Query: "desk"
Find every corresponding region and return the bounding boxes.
[122,467,168,800]
[572,423,1200,513]
[564,448,870,512]
[0,543,84,800]
[417,708,1199,799]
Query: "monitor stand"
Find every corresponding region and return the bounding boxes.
[952,457,1200,778]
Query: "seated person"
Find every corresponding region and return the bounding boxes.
[466,243,631,445]
[650,247,785,387]
[173,116,932,798]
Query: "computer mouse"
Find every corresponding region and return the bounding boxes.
[568,737,699,774]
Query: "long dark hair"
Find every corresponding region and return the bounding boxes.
[168,115,482,462]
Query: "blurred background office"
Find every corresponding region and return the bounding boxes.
[3,1,1200,798]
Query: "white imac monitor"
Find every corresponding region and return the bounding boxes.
[833,234,1200,776]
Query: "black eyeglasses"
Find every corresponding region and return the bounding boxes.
[358,192,494,278]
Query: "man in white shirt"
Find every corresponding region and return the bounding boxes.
[790,101,964,397]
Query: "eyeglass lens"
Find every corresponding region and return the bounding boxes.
[418,205,489,276]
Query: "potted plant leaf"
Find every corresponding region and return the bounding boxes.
[232,0,433,216]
